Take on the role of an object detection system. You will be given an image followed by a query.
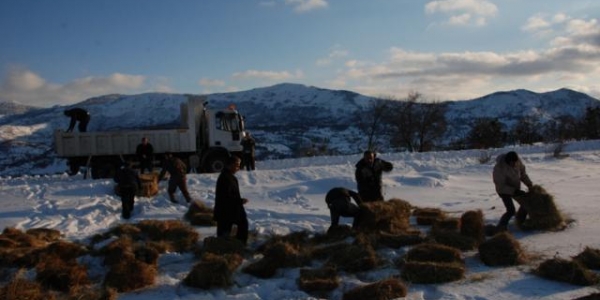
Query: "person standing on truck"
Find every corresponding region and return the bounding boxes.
[136,137,154,174]
[114,161,141,219]
[241,132,256,171]
[64,108,91,132]
[158,152,192,204]
[213,156,250,245]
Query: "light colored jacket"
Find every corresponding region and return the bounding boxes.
[492,153,533,195]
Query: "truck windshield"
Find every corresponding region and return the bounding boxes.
[215,111,241,132]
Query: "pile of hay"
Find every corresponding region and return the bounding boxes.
[138,172,159,197]
[427,230,478,251]
[355,198,412,233]
[342,278,407,300]
[573,247,600,270]
[35,255,89,293]
[184,253,243,289]
[535,258,600,286]
[297,267,339,293]
[400,243,465,284]
[326,243,380,273]
[376,231,424,249]
[201,236,246,256]
[104,260,158,292]
[431,217,461,233]
[516,185,565,231]
[243,241,307,278]
[460,210,485,244]
[413,207,446,226]
[478,232,527,266]
[184,200,216,226]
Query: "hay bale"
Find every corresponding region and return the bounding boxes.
[104,260,157,292]
[535,258,600,286]
[404,243,464,264]
[138,172,159,197]
[202,236,246,255]
[377,231,424,248]
[298,267,339,293]
[428,230,478,251]
[1,227,46,248]
[134,243,160,266]
[184,253,242,289]
[401,261,465,284]
[35,255,90,293]
[243,241,307,279]
[413,207,446,226]
[573,247,600,270]
[432,217,460,233]
[100,237,136,266]
[355,199,412,234]
[460,210,485,244]
[308,242,350,260]
[44,240,89,261]
[0,278,51,300]
[516,185,565,231]
[342,278,407,300]
[25,228,62,242]
[326,244,379,273]
[478,231,527,266]
[185,201,216,226]
[136,219,200,252]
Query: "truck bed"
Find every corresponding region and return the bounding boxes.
[54,129,197,157]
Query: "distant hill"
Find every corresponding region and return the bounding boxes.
[0,83,599,176]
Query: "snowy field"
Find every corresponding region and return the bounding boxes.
[1,140,600,299]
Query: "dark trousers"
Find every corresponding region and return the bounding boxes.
[78,115,90,132]
[497,193,527,229]
[358,188,383,202]
[243,153,255,171]
[139,159,153,174]
[168,178,192,203]
[328,198,360,227]
[119,186,136,219]
[217,217,249,245]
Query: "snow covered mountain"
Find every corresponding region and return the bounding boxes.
[0,83,599,176]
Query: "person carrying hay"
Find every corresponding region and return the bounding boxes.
[493,151,534,231]
[325,187,363,228]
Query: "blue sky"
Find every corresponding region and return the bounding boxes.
[1,0,600,107]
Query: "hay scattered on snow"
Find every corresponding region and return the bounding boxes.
[184,200,216,226]
[428,230,478,251]
[243,241,307,278]
[184,253,243,289]
[401,261,465,284]
[404,243,464,264]
[376,231,425,249]
[104,260,157,292]
[35,254,90,293]
[431,217,461,233]
[573,247,600,270]
[326,243,379,273]
[478,231,527,266]
[535,257,600,286]
[460,210,485,244]
[516,185,565,231]
[342,278,407,300]
[297,266,339,293]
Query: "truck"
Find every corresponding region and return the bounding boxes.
[53,95,246,179]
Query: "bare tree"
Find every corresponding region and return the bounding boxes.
[354,98,390,151]
[383,92,447,152]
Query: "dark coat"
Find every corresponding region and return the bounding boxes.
[355,157,393,201]
[158,157,187,181]
[64,108,90,132]
[241,137,256,156]
[213,168,246,223]
[136,143,154,162]
[325,187,362,214]
[114,166,141,190]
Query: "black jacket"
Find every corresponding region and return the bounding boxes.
[355,157,393,199]
[213,168,246,223]
[114,167,141,190]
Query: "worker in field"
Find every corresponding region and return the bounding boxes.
[114,161,141,219]
[493,151,534,232]
[355,150,393,202]
[241,131,256,171]
[136,137,154,174]
[213,156,250,245]
[158,152,192,204]
[325,187,363,229]
[64,107,90,132]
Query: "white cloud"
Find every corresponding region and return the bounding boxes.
[0,67,147,106]
[425,0,497,27]
[285,0,328,13]
[198,78,226,87]
[316,47,349,66]
[232,69,304,81]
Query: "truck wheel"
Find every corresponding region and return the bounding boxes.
[205,155,226,173]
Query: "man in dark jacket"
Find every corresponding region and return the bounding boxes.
[158,152,192,204]
[136,137,154,174]
[114,161,141,219]
[355,150,394,202]
[213,156,249,245]
[241,132,256,171]
[325,187,363,228]
[64,108,90,132]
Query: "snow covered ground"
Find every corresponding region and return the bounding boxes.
[1,140,599,299]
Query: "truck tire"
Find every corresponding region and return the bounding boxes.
[205,155,227,173]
